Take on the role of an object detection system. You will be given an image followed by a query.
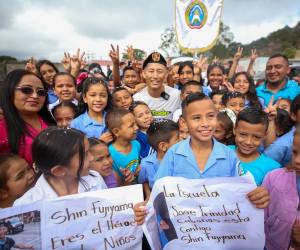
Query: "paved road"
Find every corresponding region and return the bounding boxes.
[8,222,41,249]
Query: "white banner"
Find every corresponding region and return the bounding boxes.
[0,185,144,250]
[41,185,144,250]
[175,0,223,52]
[143,176,265,250]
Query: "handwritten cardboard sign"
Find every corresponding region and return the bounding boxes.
[143,176,265,250]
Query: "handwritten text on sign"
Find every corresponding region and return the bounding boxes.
[41,185,143,250]
[143,176,265,250]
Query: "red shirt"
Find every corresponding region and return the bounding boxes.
[0,117,48,165]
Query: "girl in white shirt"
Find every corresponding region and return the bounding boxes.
[14,127,106,206]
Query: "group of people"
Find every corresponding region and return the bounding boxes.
[0,44,300,249]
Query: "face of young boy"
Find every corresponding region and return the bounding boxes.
[118,113,139,141]
[90,144,113,177]
[123,70,138,88]
[183,99,217,142]
[181,85,202,100]
[234,120,266,156]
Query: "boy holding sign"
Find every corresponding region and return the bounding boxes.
[135,93,269,224]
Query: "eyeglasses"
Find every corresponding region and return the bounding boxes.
[15,86,47,97]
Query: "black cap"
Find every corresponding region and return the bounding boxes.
[142,52,167,69]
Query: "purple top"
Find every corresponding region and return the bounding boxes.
[263,168,299,250]
[103,172,118,188]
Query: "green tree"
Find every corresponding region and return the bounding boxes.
[283,47,296,59]
[122,48,146,61]
[0,55,17,63]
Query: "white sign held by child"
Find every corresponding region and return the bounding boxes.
[143,176,265,250]
[41,185,143,250]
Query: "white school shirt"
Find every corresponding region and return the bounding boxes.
[13,170,107,206]
[48,98,78,112]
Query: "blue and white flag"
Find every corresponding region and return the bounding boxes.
[175,0,224,52]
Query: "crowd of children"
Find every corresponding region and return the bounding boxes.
[0,46,300,249]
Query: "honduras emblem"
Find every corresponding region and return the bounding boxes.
[185,1,208,29]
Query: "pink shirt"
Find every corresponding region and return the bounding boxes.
[0,117,48,165]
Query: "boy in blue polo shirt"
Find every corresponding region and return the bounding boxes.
[229,107,281,185]
[134,93,270,225]
[138,119,179,199]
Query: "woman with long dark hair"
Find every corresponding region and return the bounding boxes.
[0,69,54,165]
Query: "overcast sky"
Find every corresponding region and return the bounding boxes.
[0,0,299,61]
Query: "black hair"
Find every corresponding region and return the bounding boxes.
[105,108,131,132]
[178,61,194,75]
[231,72,262,109]
[53,72,76,88]
[0,69,55,154]
[275,108,295,136]
[181,80,203,94]
[209,89,228,99]
[32,127,87,182]
[207,63,226,76]
[112,87,131,96]
[182,92,211,117]
[36,60,59,76]
[88,63,107,79]
[122,66,138,79]
[77,77,111,115]
[236,107,269,131]
[147,119,179,151]
[222,91,245,106]
[216,112,235,145]
[129,101,149,112]
[88,137,106,148]
[291,94,300,116]
[52,100,78,118]
[268,53,289,65]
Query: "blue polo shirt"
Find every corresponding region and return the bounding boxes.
[264,127,295,167]
[256,79,300,107]
[70,111,107,138]
[154,138,242,182]
[228,145,281,185]
[138,152,160,189]
[136,130,153,158]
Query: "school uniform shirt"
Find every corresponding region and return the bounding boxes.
[136,130,152,158]
[0,237,15,249]
[103,172,118,188]
[138,152,160,189]
[154,138,242,182]
[256,79,300,107]
[262,168,299,250]
[70,111,107,138]
[13,170,107,206]
[228,145,281,185]
[109,140,141,179]
[264,127,295,167]
[0,117,48,165]
[47,89,58,104]
[133,86,181,120]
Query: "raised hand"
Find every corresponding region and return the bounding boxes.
[25,57,37,73]
[233,46,243,61]
[222,81,235,92]
[99,131,113,144]
[126,45,135,61]
[212,56,219,64]
[70,48,85,72]
[264,96,278,121]
[109,44,120,65]
[61,52,71,73]
[193,54,207,75]
[249,48,258,62]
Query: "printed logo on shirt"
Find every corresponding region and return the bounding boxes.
[151,110,171,117]
[124,159,139,170]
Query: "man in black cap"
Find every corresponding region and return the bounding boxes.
[133,52,181,119]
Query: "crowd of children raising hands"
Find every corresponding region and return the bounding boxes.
[0,44,300,249]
